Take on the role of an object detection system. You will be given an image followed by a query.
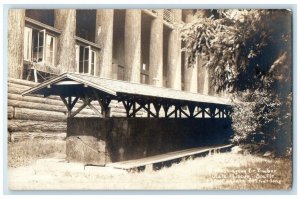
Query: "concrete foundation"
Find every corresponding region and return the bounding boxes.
[66,117,232,164]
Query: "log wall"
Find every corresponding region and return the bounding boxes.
[7,78,130,141]
[7,78,190,142]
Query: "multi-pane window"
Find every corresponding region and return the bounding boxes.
[76,45,97,75]
[23,27,56,66]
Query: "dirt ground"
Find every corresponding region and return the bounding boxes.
[8,151,292,190]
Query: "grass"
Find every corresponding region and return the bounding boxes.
[84,153,291,190]
[8,140,292,190]
[8,139,66,168]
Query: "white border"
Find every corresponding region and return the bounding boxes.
[1,0,299,199]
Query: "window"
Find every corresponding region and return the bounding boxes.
[140,63,149,84]
[23,27,56,66]
[45,34,55,65]
[24,27,32,61]
[76,45,97,75]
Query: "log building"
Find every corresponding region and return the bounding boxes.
[8,9,217,141]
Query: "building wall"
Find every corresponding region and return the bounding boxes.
[7,9,217,141]
[10,9,214,91]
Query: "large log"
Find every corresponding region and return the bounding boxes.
[14,107,67,122]
[124,10,141,83]
[8,119,66,132]
[8,84,28,95]
[8,77,38,87]
[95,9,114,78]
[54,10,76,73]
[8,84,61,101]
[9,93,64,107]
[8,106,14,119]
[167,9,182,90]
[8,82,31,91]
[8,10,25,79]
[11,132,66,142]
[149,10,163,86]
[183,10,198,93]
[8,94,101,116]
[8,99,67,113]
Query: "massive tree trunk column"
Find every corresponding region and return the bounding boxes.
[149,10,163,87]
[167,9,182,90]
[54,9,76,73]
[8,9,25,79]
[183,10,198,93]
[124,10,141,83]
[95,9,114,78]
[197,55,207,94]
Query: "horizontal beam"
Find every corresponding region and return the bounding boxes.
[54,81,83,86]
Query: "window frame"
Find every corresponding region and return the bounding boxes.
[140,63,149,84]
[23,25,56,67]
[76,44,97,76]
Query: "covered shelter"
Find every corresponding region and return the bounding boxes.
[23,73,232,119]
[23,73,233,169]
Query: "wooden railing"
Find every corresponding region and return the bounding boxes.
[163,9,174,23]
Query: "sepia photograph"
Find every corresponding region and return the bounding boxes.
[6,7,293,191]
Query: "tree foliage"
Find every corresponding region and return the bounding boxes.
[181,9,292,156]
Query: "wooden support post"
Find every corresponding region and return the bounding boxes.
[167,106,176,118]
[122,101,133,118]
[129,101,144,118]
[87,103,102,117]
[83,96,102,117]
[163,104,170,118]
[193,106,202,118]
[70,97,79,110]
[60,95,71,117]
[147,103,150,118]
[132,102,136,117]
[201,107,205,118]
[60,96,80,117]
[33,69,38,83]
[179,107,190,118]
[210,106,216,118]
[137,102,156,118]
[70,100,89,117]
[93,91,111,118]
[153,103,161,118]
[188,104,196,118]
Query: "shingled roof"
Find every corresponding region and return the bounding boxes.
[23,73,231,106]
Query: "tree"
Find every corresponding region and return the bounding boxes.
[8,9,25,79]
[181,9,292,156]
